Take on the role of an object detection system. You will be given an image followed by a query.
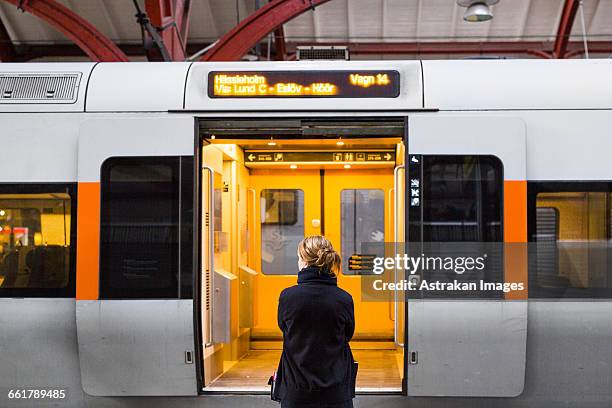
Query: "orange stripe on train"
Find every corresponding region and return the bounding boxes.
[504,180,528,299]
[76,182,100,301]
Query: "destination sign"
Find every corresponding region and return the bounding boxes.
[208,71,400,98]
[245,150,396,163]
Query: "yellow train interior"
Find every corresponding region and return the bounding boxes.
[0,194,71,288]
[536,192,611,289]
[199,127,405,392]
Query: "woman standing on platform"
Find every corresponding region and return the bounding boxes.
[274,235,356,408]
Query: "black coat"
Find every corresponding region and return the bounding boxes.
[276,266,355,404]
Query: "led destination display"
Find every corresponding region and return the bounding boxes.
[208,70,400,98]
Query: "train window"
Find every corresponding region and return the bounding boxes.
[530,184,612,298]
[261,190,299,225]
[0,185,75,298]
[422,155,503,242]
[100,156,193,299]
[261,189,304,275]
[340,189,385,275]
[417,155,504,298]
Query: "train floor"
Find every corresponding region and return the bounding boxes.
[206,345,403,392]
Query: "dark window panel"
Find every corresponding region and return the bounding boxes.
[414,155,504,299]
[422,155,503,243]
[100,156,193,300]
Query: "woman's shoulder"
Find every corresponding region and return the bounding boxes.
[335,286,354,305]
[279,284,299,299]
[279,284,353,304]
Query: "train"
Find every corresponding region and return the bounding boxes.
[0,59,611,408]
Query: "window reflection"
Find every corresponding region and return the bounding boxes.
[535,191,612,295]
[341,189,385,275]
[260,189,304,275]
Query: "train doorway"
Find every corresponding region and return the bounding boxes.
[197,118,406,393]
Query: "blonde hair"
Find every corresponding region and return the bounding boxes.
[297,235,341,275]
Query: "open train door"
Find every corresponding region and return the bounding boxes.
[75,116,198,396]
[405,115,528,397]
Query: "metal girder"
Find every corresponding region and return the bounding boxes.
[274,25,287,61]
[202,0,334,61]
[143,0,191,61]
[286,41,560,58]
[8,42,209,61]
[553,0,580,58]
[0,15,16,61]
[1,0,128,61]
[11,41,612,62]
[565,40,612,57]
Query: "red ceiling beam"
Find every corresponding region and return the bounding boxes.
[202,0,334,61]
[286,41,612,58]
[287,41,558,57]
[565,40,612,58]
[553,0,580,58]
[1,0,128,61]
[8,42,212,61]
[144,0,191,61]
[9,41,610,62]
[0,15,16,61]
[274,25,287,61]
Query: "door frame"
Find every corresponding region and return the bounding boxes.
[194,115,410,394]
[193,120,205,393]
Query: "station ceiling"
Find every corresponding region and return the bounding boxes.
[0,0,610,61]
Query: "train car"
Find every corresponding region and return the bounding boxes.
[0,59,611,408]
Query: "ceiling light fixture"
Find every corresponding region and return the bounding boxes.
[457,0,498,22]
[290,164,298,169]
[343,164,351,169]
[268,137,277,146]
[336,138,345,146]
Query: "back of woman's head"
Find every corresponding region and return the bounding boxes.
[297,235,341,275]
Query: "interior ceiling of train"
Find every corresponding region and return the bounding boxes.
[0,0,610,62]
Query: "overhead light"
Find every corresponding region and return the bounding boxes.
[457,0,498,22]
[268,137,277,146]
[464,3,492,22]
[343,164,351,169]
[336,138,345,146]
[290,164,298,169]
[0,210,4,216]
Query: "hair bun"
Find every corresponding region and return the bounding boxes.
[298,235,342,276]
[318,247,333,256]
